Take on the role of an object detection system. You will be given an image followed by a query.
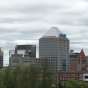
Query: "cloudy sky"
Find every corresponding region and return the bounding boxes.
[0,0,88,66]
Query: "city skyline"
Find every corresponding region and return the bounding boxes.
[0,0,88,66]
[2,26,88,67]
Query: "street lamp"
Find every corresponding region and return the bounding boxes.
[52,82,55,88]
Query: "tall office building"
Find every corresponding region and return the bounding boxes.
[39,27,69,71]
[0,48,3,68]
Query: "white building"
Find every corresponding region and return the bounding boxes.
[83,73,88,82]
[39,27,69,71]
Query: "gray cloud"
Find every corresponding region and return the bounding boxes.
[0,0,88,66]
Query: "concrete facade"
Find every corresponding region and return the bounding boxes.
[9,45,42,66]
[39,27,69,71]
[9,55,44,67]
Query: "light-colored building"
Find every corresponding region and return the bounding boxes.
[83,73,88,82]
[9,44,44,67]
[0,48,3,68]
[39,27,69,71]
[9,56,44,67]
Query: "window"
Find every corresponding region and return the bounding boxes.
[78,59,80,64]
[82,59,86,64]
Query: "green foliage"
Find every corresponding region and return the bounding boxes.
[0,66,88,88]
[29,66,39,88]
[0,65,54,88]
[62,80,88,88]
[41,63,55,88]
[58,82,63,88]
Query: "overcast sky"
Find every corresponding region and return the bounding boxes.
[0,0,88,66]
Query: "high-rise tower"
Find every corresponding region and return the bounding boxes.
[39,27,69,71]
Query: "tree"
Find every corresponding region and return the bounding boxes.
[58,82,63,88]
[29,65,40,88]
[3,66,16,88]
[0,72,3,88]
[20,66,30,88]
[41,62,55,88]
[12,66,23,88]
[62,80,88,88]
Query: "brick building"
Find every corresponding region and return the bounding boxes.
[56,71,83,83]
[70,49,88,71]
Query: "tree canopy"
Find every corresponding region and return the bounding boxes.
[0,66,87,88]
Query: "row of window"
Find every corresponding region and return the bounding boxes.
[40,43,69,44]
[13,59,30,60]
[40,44,69,46]
[78,59,86,64]
[40,39,69,42]
[12,63,42,66]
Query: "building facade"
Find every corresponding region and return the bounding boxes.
[9,44,44,67]
[39,27,69,71]
[57,71,83,83]
[77,49,87,71]
[69,49,88,71]
[69,50,79,71]
[9,55,44,67]
[9,44,36,58]
[0,48,3,68]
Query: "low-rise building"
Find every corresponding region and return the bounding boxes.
[56,71,83,83]
[9,44,45,67]
[69,49,88,71]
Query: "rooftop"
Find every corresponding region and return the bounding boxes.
[78,49,86,58]
[41,27,66,38]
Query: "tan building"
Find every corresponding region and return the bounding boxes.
[70,49,88,71]
[10,44,64,68]
[77,49,87,71]
[9,44,45,67]
[9,56,44,67]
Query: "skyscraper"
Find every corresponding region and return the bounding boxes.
[39,27,69,71]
